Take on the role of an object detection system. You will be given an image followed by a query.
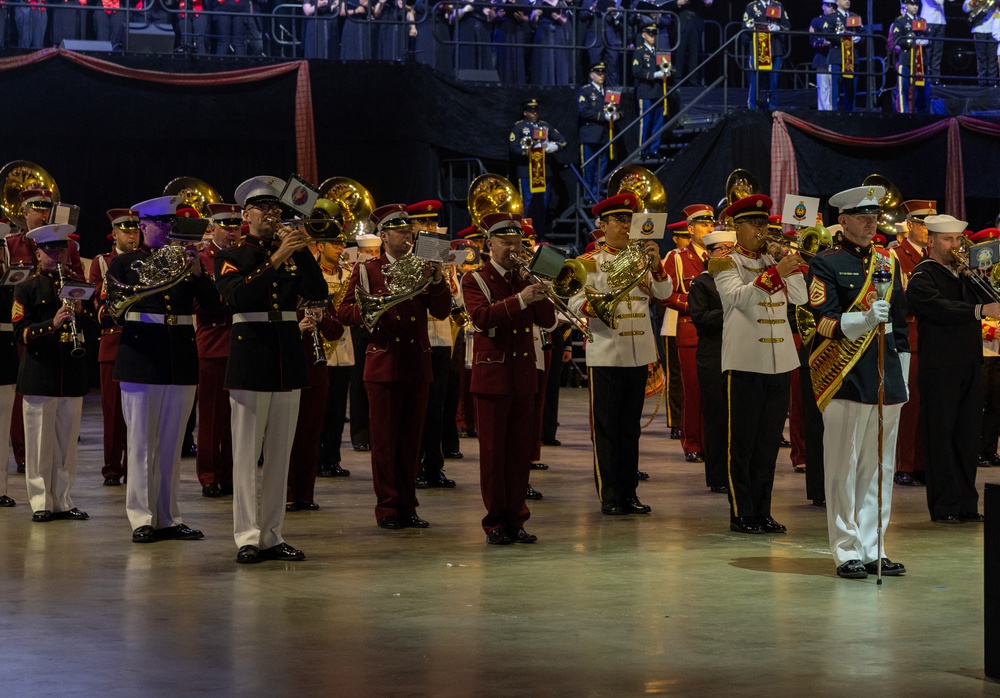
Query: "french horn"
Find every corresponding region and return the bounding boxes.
[104,245,193,323]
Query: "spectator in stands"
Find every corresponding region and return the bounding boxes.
[217,0,252,55]
[675,0,713,86]
[16,0,47,49]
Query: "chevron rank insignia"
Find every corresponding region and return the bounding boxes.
[219,261,239,276]
[809,277,826,305]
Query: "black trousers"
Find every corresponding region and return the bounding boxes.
[799,342,826,502]
[590,365,645,506]
[982,356,1000,454]
[541,325,566,442]
[661,335,683,428]
[725,369,790,521]
[697,357,727,489]
[921,360,982,519]
[349,330,370,446]
[420,345,453,476]
[320,365,351,466]
[442,334,463,455]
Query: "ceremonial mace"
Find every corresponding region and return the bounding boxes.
[872,262,892,587]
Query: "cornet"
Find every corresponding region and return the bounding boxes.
[56,263,85,357]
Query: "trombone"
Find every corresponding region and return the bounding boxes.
[507,251,593,342]
[755,225,832,261]
[951,236,1000,303]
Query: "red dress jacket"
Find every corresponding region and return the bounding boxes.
[195,244,233,360]
[662,246,706,348]
[462,261,556,396]
[338,253,451,383]
[894,238,923,352]
[88,247,122,364]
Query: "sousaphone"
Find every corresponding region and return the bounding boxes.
[318,176,375,241]
[862,174,904,239]
[0,161,60,230]
[606,164,666,212]
[163,176,222,218]
[467,173,523,233]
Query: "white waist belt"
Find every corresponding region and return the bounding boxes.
[125,312,194,326]
[232,311,297,324]
[0,323,11,332]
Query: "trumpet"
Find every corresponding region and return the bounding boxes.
[56,263,85,358]
[754,226,829,261]
[507,252,593,342]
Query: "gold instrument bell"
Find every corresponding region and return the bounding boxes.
[863,174,904,239]
[318,177,375,241]
[163,176,222,218]
[467,174,524,233]
[722,168,762,227]
[606,165,667,213]
[0,160,60,230]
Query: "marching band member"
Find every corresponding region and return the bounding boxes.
[318,231,354,478]
[807,186,909,579]
[891,0,930,114]
[688,228,735,494]
[13,224,90,522]
[454,226,483,439]
[0,220,16,507]
[663,204,715,463]
[907,214,1000,524]
[976,229,1000,466]
[714,193,806,534]
[893,199,934,486]
[508,98,566,236]
[103,197,217,544]
[462,211,555,544]
[338,204,451,530]
[569,193,671,516]
[348,233,382,451]
[195,203,241,498]
[89,209,140,487]
[408,200,460,488]
[215,176,327,563]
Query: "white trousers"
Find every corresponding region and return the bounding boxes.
[229,389,300,549]
[0,384,14,495]
[121,382,196,530]
[817,69,833,111]
[23,394,82,514]
[823,400,901,566]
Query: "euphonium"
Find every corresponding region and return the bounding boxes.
[583,242,654,330]
[356,250,435,331]
[104,245,193,323]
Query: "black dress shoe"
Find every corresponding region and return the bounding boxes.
[464,428,477,438]
[933,514,963,524]
[779,438,791,448]
[317,463,334,477]
[958,511,984,522]
[793,464,806,473]
[730,517,763,534]
[541,438,561,446]
[157,523,204,540]
[285,502,300,512]
[623,497,652,514]
[32,510,52,523]
[669,427,681,440]
[894,472,915,486]
[530,462,549,470]
[837,560,868,579]
[486,529,512,545]
[16,462,24,473]
[330,464,350,477]
[425,474,457,488]
[402,514,430,528]
[219,484,233,496]
[601,502,625,515]
[236,545,262,564]
[758,515,786,533]
[525,484,543,500]
[352,442,370,452]
[52,508,88,521]
[415,475,429,488]
[710,485,728,494]
[637,471,650,480]
[182,441,197,459]
[132,525,156,543]
[0,494,15,507]
[103,476,122,487]
[813,498,826,507]
[979,453,991,468]
[864,558,906,576]
[202,483,222,498]
[298,502,320,511]
[509,528,537,543]
[260,542,305,561]
[988,452,1000,466]
[684,452,704,463]
[378,516,404,530]
[443,451,464,459]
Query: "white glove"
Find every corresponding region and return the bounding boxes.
[767,23,780,31]
[917,38,928,46]
[544,142,559,154]
[611,111,621,121]
[653,70,665,79]
[864,299,891,327]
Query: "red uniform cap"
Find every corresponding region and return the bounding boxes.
[457,225,485,240]
[522,222,535,238]
[370,204,410,232]
[970,228,1000,243]
[584,240,598,254]
[106,208,141,239]
[683,204,715,223]
[667,220,689,231]
[872,233,887,247]
[902,199,937,220]
[480,212,523,237]
[724,194,773,222]
[176,206,201,219]
[405,200,442,219]
[592,193,638,218]
[19,188,53,206]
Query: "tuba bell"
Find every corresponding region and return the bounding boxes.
[0,161,60,230]
[607,165,667,213]
[467,174,524,234]
[104,245,193,323]
[317,177,375,242]
[723,168,762,228]
[863,174,904,240]
[163,176,222,218]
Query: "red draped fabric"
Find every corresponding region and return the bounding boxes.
[0,49,317,184]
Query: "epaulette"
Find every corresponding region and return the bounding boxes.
[576,253,598,273]
[708,258,734,276]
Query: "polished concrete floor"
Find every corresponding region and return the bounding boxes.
[2,389,999,697]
